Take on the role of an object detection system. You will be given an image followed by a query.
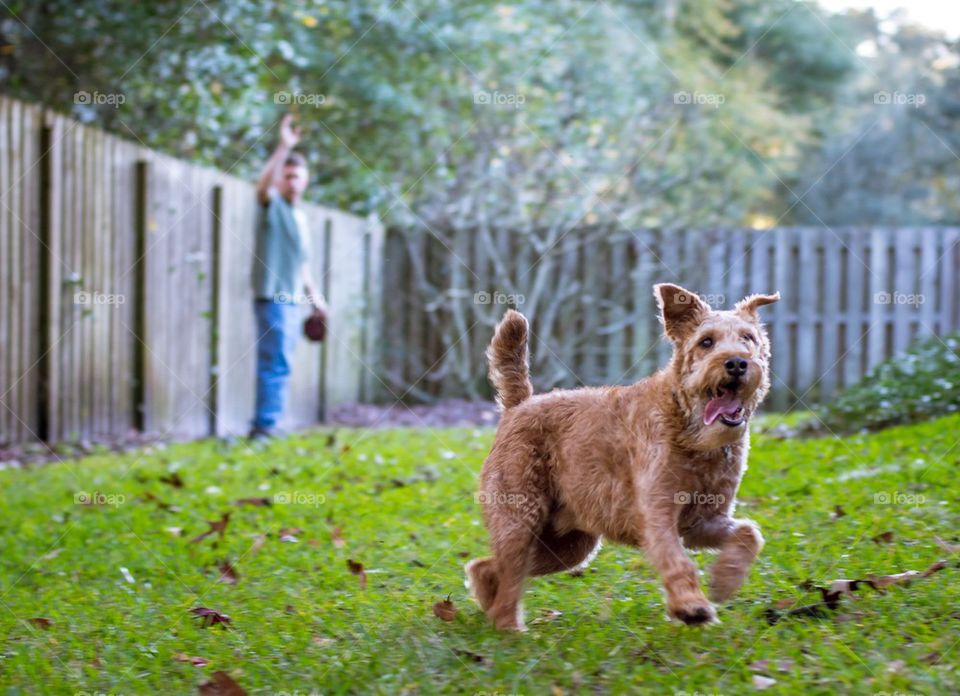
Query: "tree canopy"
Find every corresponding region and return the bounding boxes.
[1,0,957,228]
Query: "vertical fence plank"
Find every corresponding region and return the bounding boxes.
[893,228,916,354]
[769,229,792,409]
[867,228,889,370]
[917,228,937,335]
[630,230,656,380]
[0,98,9,442]
[820,228,842,399]
[7,98,24,440]
[795,228,818,400]
[940,229,960,333]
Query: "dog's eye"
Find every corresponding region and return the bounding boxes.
[699,337,713,349]
[742,333,756,344]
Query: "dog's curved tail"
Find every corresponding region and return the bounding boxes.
[487,310,533,410]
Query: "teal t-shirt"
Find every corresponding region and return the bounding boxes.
[251,192,307,302]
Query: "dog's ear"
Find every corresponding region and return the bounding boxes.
[735,292,780,321]
[654,283,710,341]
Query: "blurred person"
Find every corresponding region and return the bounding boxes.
[249,114,327,440]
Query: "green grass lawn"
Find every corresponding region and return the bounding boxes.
[1,413,958,694]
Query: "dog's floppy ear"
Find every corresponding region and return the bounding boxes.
[735,292,780,321]
[654,283,710,341]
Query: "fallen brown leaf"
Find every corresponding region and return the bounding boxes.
[28,617,52,630]
[234,497,271,507]
[190,607,231,629]
[278,527,303,542]
[872,531,895,545]
[922,651,941,665]
[347,559,367,590]
[453,648,488,664]
[433,596,457,622]
[159,472,184,488]
[198,670,245,695]
[191,513,231,544]
[922,559,949,577]
[141,491,175,511]
[866,570,921,590]
[752,675,776,690]
[767,559,952,624]
[174,652,209,667]
[216,561,239,585]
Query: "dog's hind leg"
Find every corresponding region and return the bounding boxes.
[528,526,601,576]
[464,557,498,611]
[486,528,536,631]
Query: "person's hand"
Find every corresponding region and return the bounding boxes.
[279,114,301,149]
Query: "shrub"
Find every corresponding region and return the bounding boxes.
[814,332,960,434]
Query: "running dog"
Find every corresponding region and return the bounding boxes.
[466,283,779,629]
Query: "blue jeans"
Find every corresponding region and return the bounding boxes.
[253,300,301,430]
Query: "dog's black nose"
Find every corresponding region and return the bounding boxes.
[724,357,748,377]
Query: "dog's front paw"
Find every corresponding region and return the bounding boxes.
[668,598,717,626]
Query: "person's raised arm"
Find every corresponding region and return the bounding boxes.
[255,114,301,205]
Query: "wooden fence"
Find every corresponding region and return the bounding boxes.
[0,96,383,445]
[382,225,960,409]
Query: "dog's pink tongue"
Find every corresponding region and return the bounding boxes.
[704,392,742,425]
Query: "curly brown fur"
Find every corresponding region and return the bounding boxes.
[466,283,779,630]
[487,310,533,410]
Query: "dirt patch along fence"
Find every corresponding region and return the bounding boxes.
[0,95,383,445]
[381,225,960,410]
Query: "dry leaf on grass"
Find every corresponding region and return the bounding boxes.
[159,472,184,488]
[234,497,271,507]
[767,559,951,624]
[198,670,246,695]
[347,559,367,590]
[28,617,52,630]
[216,561,239,585]
[453,648,488,664]
[174,653,209,667]
[190,607,232,629]
[191,513,231,544]
[872,531,895,545]
[433,596,457,622]
[279,527,303,542]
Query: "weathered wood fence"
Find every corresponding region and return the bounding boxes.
[0,96,383,445]
[382,225,960,409]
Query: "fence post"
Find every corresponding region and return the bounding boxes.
[132,160,148,432]
[362,217,385,402]
[209,184,223,435]
[36,120,53,442]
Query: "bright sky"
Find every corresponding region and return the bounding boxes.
[818,0,960,38]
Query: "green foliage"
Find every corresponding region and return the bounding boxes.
[815,332,960,434]
[0,0,857,228]
[0,417,958,691]
[785,13,960,225]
